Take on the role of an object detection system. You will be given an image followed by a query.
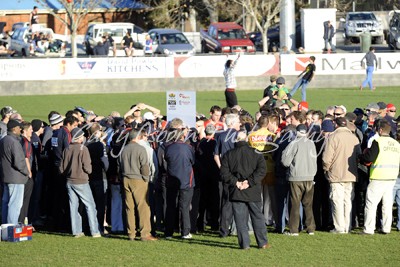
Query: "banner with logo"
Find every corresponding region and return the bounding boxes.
[280,53,400,75]
[166,91,196,128]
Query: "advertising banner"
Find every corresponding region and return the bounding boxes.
[280,53,400,75]
[166,91,196,128]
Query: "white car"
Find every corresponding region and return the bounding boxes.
[340,12,384,44]
[9,27,34,57]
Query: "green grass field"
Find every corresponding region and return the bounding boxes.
[0,87,398,122]
[0,87,399,266]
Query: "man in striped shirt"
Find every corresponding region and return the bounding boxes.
[223,54,240,108]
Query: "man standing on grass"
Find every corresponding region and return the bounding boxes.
[359,47,378,91]
[323,117,361,234]
[359,120,400,234]
[0,120,29,224]
[288,56,316,101]
[220,131,270,250]
[60,128,101,238]
[119,128,157,241]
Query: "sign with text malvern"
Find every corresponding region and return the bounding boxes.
[166,91,196,128]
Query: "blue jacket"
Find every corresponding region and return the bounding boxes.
[164,140,195,190]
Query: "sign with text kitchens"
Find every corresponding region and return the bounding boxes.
[280,53,400,75]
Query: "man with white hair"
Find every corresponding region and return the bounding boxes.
[214,113,241,237]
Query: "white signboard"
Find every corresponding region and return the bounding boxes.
[166,91,196,128]
[280,53,400,75]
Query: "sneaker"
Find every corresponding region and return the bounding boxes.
[359,231,373,235]
[165,236,173,240]
[284,232,299,236]
[308,232,315,235]
[74,233,85,238]
[359,86,363,91]
[92,233,102,238]
[181,233,193,239]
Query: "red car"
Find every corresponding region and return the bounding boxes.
[200,22,256,53]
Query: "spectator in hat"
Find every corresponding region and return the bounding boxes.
[59,128,101,238]
[0,106,17,138]
[384,103,397,137]
[263,75,278,98]
[377,102,387,118]
[42,112,63,148]
[289,56,316,101]
[0,120,29,224]
[360,47,378,91]
[353,108,368,134]
[323,117,361,234]
[321,118,335,136]
[298,101,309,112]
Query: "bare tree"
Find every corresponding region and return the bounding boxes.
[233,0,281,54]
[202,0,219,23]
[35,0,116,58]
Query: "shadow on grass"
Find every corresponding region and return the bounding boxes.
[163,236,240,249]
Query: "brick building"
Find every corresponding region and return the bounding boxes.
[0,0,150,35]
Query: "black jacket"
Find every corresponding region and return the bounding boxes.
[220,141,266,202]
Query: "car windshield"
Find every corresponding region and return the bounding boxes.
[160,33,189,44]
[104,28,124,37]
[217,29,247,40]
[348,13,375,21]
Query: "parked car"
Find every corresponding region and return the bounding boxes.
[387,10,400,50]
[248,22,302,52]
[340,12,384,44]
[148,28,195,56]
[9,27,34,56]
[200,22,255,53]
[83,22,145,56]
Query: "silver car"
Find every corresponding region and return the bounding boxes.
[148,29,195,56]
[388,10,400,50]
[341,12,384,44]
[9,27,34,57]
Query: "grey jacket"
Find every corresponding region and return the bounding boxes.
[119,141,150,181]
[281,135,317,182]
[0,132,29,184]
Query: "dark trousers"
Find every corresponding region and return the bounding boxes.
[89,179,107,233]
[155,174,167,231]
[313,177,332,231]
[197,177,220,231]
[190,186,201,233]
[165,186,193,237]
[19,178,34,223]
[224,89,237,108]
[219,183,233,237]
[232,201,268,249]
[275,181,289,233]
[289,181,315,233]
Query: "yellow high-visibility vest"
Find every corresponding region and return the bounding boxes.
[370,136,400,180]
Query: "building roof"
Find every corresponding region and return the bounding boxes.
[0,0,149,11]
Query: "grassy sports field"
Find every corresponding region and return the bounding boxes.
[0,86,398,122]
[0,87,399,266]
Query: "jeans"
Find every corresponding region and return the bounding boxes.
[2,184,25,224]
[232,201,268,249]
[324,39,336,51]
[67,183,100,236]
[110,184,124,232]
[290,78,309,101]
[361,66,374,89]
[274,182,289,233]
[393,178,400,230]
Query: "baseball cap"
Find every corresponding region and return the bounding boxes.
[321,119,335,133]
[298,101,309,111]
[276,77,285,84]
[377,102,387,110]
[353,108,365,116]
[7,119,23,131]
[386,103,396,111]
[365,103,379,111]
[296,124,307,134]
[1,106,17,117]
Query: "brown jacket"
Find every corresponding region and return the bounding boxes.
[322,127,361,183]
[59,143,92,184]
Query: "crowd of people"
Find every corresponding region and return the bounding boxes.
[0,83,399,249]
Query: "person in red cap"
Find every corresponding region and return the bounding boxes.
[384,103,397,137]
[298,101,309,112]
